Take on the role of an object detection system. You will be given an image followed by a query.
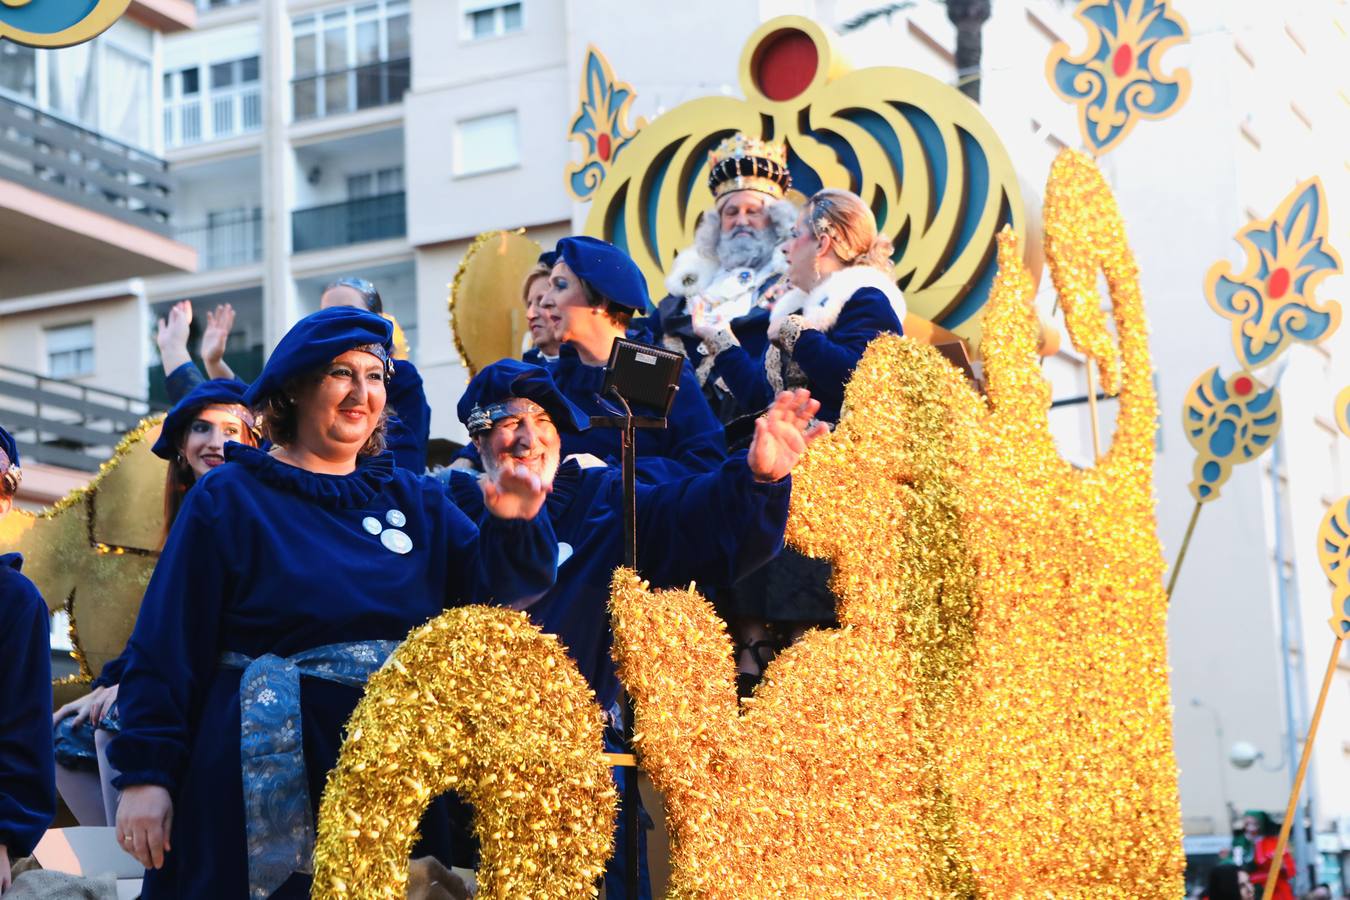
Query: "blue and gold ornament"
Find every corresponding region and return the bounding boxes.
[0,0,133,48]
[1182,367,1281,503]
[1047,0,1191,156]
[1205,178,1343,371]
[563,45,645,202]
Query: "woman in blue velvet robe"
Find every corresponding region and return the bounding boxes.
[692,188,906,426]
[0,428,56,893]
[539,236,726,482]
[109,308,555,899]
[53,380,260,827]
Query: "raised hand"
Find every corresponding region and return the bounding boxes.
[479,460,549,520]
[201,304,237,379]
[155,300,193,375]
[688,296,717,341]
[746,389,829,483]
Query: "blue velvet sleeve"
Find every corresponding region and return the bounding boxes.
[634,453,789,589]
[385,359,431,473]
[108,487,228,791]
[164,361,207,405]
[0,576,55,857]
[789,288,904,415]
[708,344,776,417]
[437,483,556,608]
[644,362,727,481]
[91,647,130,688]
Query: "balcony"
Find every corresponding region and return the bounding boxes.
[0,94,173,232]
[292,58,410,123]
[292,191,405,253]
[0,94,194,298]
[0,363,163,472]
[175,208,262,270]
[165,87,262,149]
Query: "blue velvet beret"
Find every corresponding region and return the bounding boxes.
[243,307,393,408]
[151,379,252,461]
[0,425,18,470]
[540,236,651,312]
[457,359,589,436]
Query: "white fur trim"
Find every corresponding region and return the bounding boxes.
[664,246,720,298]
[768,266,906,339]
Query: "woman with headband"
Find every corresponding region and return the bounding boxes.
[51,380,260,828]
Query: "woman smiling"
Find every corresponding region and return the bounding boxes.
[109,306,555,899]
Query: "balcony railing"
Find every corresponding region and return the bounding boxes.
[0,363,164,472]
[0,94,174,234]
[291,58,410,123]
[165,87,262,149]
[292,191,405,253]
[175,209,262,270]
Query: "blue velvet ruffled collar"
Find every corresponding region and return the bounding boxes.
[224,442,397,508]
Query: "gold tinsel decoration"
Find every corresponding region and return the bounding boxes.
[609,148,1183,898]
[312,606,616,900]
[0,414,165,696]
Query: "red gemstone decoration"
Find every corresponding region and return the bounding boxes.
[1112,44,1133,77]
[597,132,612,162]
[753,28,818,102]
[1267,267,1290,299]
[1233,376,1254,397]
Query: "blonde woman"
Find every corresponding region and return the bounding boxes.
[692,187,906,424]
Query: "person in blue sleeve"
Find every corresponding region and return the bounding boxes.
[439,359,826,898]
[321,277,432,473]
[690,187,906,426]
[0,427,56,892]
[52,379,260,828]
[538,235,727,482]
[109,307,556,899]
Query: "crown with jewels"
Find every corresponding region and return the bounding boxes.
[707,134,791,201]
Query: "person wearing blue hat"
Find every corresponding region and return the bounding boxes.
[321,276,432,473]
[0,427,56,892]
[51,379,260,829]
[441,360,827,898]
[536,235,727,482]
[109,306,557,899]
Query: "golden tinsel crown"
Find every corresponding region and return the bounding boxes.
[708,133,791,200]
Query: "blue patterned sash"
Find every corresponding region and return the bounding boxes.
[219,640,398,900]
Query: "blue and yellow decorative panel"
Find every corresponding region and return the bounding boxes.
[1205,178,1343,370]
[1335,386,1350,440]
[563,45,645,202]
[578,16,1025,348]
[1318,498,1350,636]
[0,0,133,48]
[1047,0,1191,157]
[1182,367,1281,503]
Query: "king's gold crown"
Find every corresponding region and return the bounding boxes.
[707,133,791,201]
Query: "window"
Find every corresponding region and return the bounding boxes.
[463,1,523,40]
[165,56,260,148]
[292,0,410,121]
[46,323,95,379]
[454,111,519,175]
[0,43,36,101]
[347,165,403,198]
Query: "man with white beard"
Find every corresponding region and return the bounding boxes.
[650,134,798,424]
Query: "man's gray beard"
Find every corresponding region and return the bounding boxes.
[716,228,778,271]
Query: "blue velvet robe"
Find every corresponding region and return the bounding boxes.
[0,553,55,860]
[441,453,789,713]
[108,444,555,898]
[710,286,903,424]
[165,359,431,473]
